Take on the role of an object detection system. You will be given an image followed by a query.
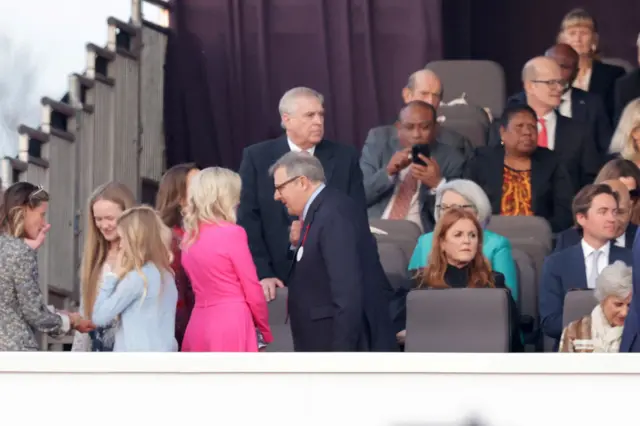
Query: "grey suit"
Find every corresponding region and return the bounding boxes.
[360,124,466,232]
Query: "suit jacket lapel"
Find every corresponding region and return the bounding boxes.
[554,113,568,155]
[570,91,587,122]
[313,140,336,184]
[572,245,589,290]
[626,224,638,249]
[287,188,327,281]
[529,152,544,214]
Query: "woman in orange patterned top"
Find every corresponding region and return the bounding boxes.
[465,104,574,232]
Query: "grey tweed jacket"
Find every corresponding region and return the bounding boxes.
[0,234,69,351]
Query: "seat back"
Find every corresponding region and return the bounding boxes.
[600,57,634,73]
[438,103,490,148]
[266,287,294,352]
[377,241,411,290]
[563,289,597,328]
[425,60,507,117]
[369,219,422,261]
[486,216,553,252]
[405,288,510,352]
[511,248,536,318]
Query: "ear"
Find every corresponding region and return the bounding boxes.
[401,87,413,104]
[498,125,507,142]
[576,213,587,228]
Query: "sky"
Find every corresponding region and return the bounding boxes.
[0,0,164,157]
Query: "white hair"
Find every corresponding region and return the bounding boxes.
[594,261,633,302]
[269,151,325,183]
[182,167,241,246]
[434,179,493,226]
[609,98,640,158]
[278,87,324,128]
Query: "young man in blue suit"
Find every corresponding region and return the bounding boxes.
[539,184,632,346]
[269,151,398,352]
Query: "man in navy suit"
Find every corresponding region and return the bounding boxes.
[269,151,397,351]
[555,179,638,251]
[545,43,612,154]
[237,87,366,301]
[539,184,632,345]
[620,226,640,352]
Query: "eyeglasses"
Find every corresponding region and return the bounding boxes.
[274,176,301,193]
[436,203,476,212]
[531,79,568,89]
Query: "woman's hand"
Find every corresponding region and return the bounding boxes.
[24,224,51,250]
[68,312,96,333]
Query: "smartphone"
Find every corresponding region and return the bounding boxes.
[411,144,430,166]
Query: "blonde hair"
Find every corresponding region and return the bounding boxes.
[609,98,640,159]
[182,167,241,246]
[557,8,599,56]
[0,183,49,239]
[116,206,174,299]
[80,182,136,318]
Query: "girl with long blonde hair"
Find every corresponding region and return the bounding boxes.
[71,182,136,351]
[92,206,177,351]
[181,167,272,352]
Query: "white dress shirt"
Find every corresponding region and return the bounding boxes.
[581,239,611,288]
[615,233,626,248]
[287,138,316,155]
[537,110,557,151]
[559,89,572,118]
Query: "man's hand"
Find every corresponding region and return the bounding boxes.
[260,277,285,302]
[386,148,412,176]
[289,220,301,246]
[411,155,442,188]
[24,223,51,250]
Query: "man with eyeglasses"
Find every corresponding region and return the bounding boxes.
[237,87,367,302]
[489,56,601,192]
[545,43,613,154]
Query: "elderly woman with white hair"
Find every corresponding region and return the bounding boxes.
[559,261,632,352]
[408,179,518,301]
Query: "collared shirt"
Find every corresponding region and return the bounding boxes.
[581,239,611,287]
[302,183,326,222]
[288,138,316,156]
[559,89,572,118]
[615,233,626,248]
[537,110,557,151]
[381,165,445,232]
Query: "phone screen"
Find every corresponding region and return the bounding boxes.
[411,144,430,166]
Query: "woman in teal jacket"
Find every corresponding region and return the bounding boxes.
[408,179,519,302]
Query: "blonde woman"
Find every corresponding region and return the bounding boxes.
[557,8,625,121]
[181,167,272,352]
[92,206,177,351]
[0,183,93,350]
[609,98,640,166]
[72,182,136,351]
[559,261,632,352]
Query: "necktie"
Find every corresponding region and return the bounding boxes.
[587,250,602,289]
[537,117,548,148]
[388,173,418,220]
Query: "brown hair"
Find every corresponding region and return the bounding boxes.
[593,160,640,224]
[572,184,619,229]
[419,208,494,289]
[80,182,136,318]
[0,182,49,238]
[155,163,198,228]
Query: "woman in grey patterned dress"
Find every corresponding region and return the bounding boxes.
[72,182,136,351]
[0,183,94,350]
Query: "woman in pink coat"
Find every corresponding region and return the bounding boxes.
[181,167,272,352]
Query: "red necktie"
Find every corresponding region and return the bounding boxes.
[537,118,548,148]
